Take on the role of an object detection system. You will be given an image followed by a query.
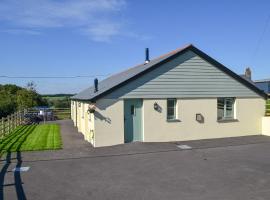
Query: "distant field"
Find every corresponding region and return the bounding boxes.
[42,94,73,101]
[42,94,72,111]
[43,96,69,100]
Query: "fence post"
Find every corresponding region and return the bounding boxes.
[1,117,4,137]
[10,114,13,132]
[14,113,16,129]
[9,115,12,133]
[19,111,22,125]
[15,113,17,127]
[11,114,14,132]
[16,112,18,127]
[21,111,23,125]
[12,114,14,132]
[15,112,17,128]
[3,118,7,136]
[17,111,19,127]
[7,116,9,134]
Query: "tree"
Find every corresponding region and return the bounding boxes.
[16,89,36,110]
[0,90,15,118]
[16,81,48,110]
[26,81,37,92]
[0,83,48,118]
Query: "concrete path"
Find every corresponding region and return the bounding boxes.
[2,120,270,200]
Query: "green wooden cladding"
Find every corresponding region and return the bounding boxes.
[106,51,260,99]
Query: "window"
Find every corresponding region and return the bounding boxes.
[217,98,235,120]
[167,99,176,120]
[131,105,135,116]
[81,103,84,119]
[89,112,92,122]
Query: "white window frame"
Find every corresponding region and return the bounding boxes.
[88,111,92,122]
[167,98,177,120]
[81,103,84,119]
[217,97,235,120]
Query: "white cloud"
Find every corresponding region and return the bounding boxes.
[0,0,128,41]
[82,22,121,42]
[0,29,41,35]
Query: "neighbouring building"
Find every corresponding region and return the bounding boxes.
[254,79,270,95]
[70,44,268,147]
[240,68,270,96]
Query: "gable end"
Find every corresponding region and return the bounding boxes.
[88,45,267,101]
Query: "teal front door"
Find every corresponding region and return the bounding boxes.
[124,99,142,143]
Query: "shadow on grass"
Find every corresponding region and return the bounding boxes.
[0,124,37,200]
[0,126,29,149]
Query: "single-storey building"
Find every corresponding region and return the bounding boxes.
[70,44,268,147]
[254,79,270,95]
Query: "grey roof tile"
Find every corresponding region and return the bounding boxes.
[254,78,270,83]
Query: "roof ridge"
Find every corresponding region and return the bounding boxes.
[153,44,192,60]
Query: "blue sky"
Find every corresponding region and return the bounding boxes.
[0,0,269,94]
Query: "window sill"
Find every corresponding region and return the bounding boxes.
[167,119,181,122]
[217,119,239,123]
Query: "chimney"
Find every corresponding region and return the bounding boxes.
[145,48,150,64]
[245,67,252,80]
[94,78,98,93]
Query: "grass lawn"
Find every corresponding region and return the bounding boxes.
[0,124,62,153]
